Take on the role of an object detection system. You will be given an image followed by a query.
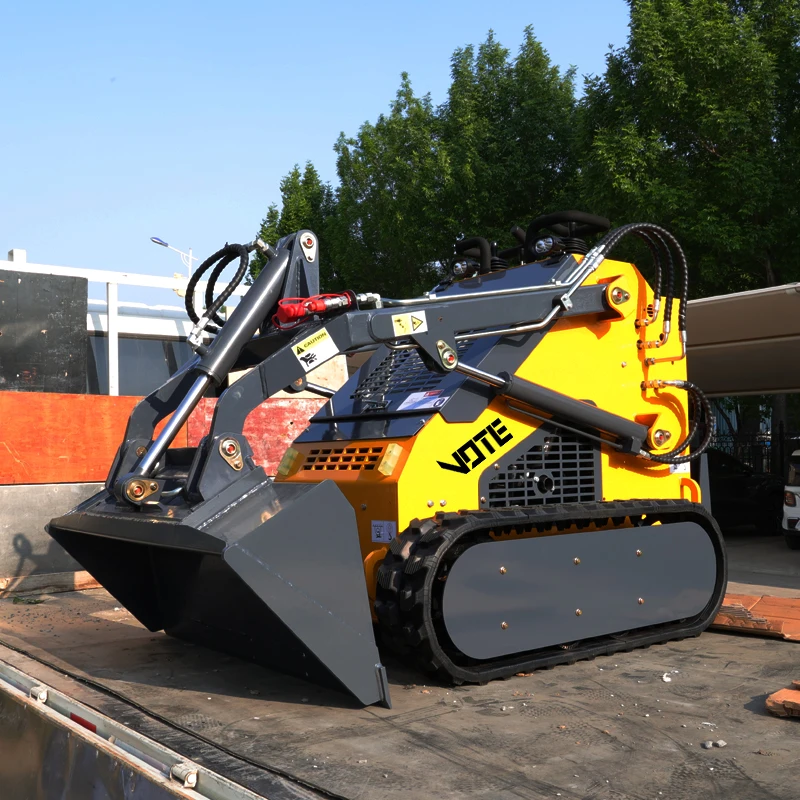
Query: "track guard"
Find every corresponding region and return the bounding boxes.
[49,477,391,708]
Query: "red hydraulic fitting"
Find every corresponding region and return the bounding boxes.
[274,293,354,328]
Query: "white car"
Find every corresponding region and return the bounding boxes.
[785,449,800,550]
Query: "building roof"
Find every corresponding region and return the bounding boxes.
[687,283,800,396]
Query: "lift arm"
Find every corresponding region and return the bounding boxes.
[111,232,647,506]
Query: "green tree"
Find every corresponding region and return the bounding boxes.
[577,0,800,297]
[329,29,579,296]
[332,73,452,296]
[250,162,334,284]
[440,28,577,243]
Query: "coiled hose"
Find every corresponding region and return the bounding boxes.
[185,243,250,334]
[641,380,713,464]
[590,223,706,463]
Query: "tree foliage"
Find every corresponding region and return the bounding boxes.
[250,162,334,285]
[330,75,450,296]
[252,8,800,302]
[577,0,800,296]
[251,28,577,295]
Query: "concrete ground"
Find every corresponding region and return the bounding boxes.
[725,529,800,598]
[0,544,799,799]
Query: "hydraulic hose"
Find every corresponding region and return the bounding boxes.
[641,380,712,464]
[588,223,704,463]
[594,223,688,335]
[633,231,663,322]
[456,237,492,275]
[185,243,250,334]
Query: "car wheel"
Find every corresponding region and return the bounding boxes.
[786,534,800,551]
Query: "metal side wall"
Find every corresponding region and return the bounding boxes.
[0,482,100,590]
[0,682,183,799]
[0,659,265,800]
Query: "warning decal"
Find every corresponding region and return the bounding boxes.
[292,327,339,372]
[397,390,449,411]
[371,520,397,543]
[391,310,428,337]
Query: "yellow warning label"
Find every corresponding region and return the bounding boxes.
[292,327,339,372]
[391,311,427,337]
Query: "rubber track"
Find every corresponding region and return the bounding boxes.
[374,499,727,685]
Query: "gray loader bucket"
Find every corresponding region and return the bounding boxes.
[48,473,391,708]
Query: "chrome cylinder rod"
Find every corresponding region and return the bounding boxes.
[136,374,212,477]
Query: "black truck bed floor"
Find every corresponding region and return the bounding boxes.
[0,588,798,800]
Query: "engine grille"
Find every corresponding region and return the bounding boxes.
[301,445,385,472]
[486,434,598,508]
[352,341,473,406]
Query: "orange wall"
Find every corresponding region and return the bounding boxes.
[0,392,325,485]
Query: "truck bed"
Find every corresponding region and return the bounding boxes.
[0,588,797,800]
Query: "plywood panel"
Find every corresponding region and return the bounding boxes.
[188,397,326,475]
[0,393,188,484]
[713,593,800,641]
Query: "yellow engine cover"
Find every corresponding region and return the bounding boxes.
[276,257,701,606]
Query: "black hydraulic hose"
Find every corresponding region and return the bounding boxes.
[675,234,689,332]
[185,243,250,334]
[510,225,526,245]
[456,236,492,275]
[634,231,663,308]
[659,233,675,326]
[203,252,239,326]
[593,223,688,333]
[652,230,674,320]
[196,247,290,384]
[643,380,712,464]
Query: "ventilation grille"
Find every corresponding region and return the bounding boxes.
[302,445,385,471]
[352,341,473,406]
[487,434,597,508]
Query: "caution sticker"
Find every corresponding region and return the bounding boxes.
[391,310,428,337]
[292,327,339,372]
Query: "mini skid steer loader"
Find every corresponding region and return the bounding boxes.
[49,211,727,708]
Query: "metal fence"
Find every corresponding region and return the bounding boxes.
[711,425,800,477]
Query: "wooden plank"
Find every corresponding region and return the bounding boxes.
[0,393,188,485]
[752,596,800,621]
[0,390,328,484]
[0,570,100,598]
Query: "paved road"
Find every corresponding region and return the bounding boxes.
[726,531,800,598]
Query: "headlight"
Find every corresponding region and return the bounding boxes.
[786,491,798,507]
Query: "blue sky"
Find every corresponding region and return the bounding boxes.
[1,0,630,302]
